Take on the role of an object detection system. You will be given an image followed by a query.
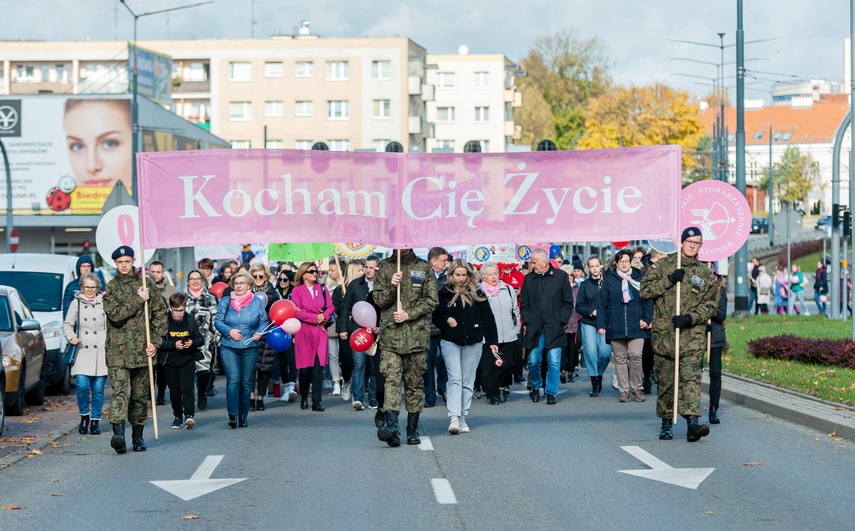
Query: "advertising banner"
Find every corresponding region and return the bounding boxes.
[138,146,682,249]
[128,44,173,107]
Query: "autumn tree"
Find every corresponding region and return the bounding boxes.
[685,134,714,185]
[758,146,822,205]
[516,76,554,146]
[577,83,705,171]
[519,29,612,149]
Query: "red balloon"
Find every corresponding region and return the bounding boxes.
[612,241,631,249]
[210,282,228,300]
[269,299,297,326]
[349,328,375,353]
[549,259,561,269]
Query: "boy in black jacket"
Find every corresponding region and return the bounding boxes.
[161,293,205,429]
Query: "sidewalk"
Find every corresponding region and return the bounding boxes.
[703,372,855,441]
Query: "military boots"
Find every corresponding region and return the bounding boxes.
[685,415,710,442]
[374,409,385,428]
[406,413,421,445]
[659,418,673,440]
[377,411,401,447]
[131,425,147,452]
[111,422,127,454]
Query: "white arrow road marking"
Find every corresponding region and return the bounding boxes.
[418,436,434,451]
[151,455,247,501]
[431,478,457,504]
[619,446,714,490]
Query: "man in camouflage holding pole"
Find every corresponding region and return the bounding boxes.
[372,248,438,447]
[103,246,168,454]
[640,227,719,442]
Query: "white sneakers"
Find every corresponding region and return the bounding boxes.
[448,416,460,435]
[459,416,469,433]
[353,400,364,411]
[332,382,341,396]
[341,381,351,401]
[279,382,298,402]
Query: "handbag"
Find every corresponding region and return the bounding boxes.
[505,285,518,326]
[321,286,338,327]
[63,299,80,367]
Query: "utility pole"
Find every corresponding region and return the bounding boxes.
[733,0,749,316]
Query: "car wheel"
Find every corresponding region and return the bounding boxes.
[25,372,46,406]
[0,380,5,435]
[51,365,71,396]
[7,365,26,416]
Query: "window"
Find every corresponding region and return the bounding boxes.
[264,62,284,77]
[727,134,735,142]
[781,132,793,141]
[373,139,392,152]
[372,60,391,80]
[187,62,208,82]
[373,99,391,119]
[228,102,252,121]
[327,100,350,120]
[474,71,489,88]
[478,140,490,152]
[326,61,349,80]
[264,101,284,117]
[436,106,455,122]
[752,130,765,140]
[228,62,252,81]
[436,72,455,88]
[231,140,251,149]
[772,132,783,141]
[295,101,314,116]
[436,140,455,150]
[56,64,67,82]
[265,140,284,149]
[295,61,314,77]
[328,140,350,151]
[16,64,35,80]
[295,140,313,150]
[40,64,50,82]
[474,106,490,122]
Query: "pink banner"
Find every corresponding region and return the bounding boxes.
[137,146,682,249]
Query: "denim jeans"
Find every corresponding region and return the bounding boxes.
[814,290,827,314]
[441,340,481,417]
[423,335,445,404]
[527,331,562,396]
[789,290,809,315]
[219,345,260,416]
[76,374,107,419]
[351,348,366,403]
[749,288,757,315]
[580,323,612,377]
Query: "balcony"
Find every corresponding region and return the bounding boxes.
[408,76,422,95]
[9,81,73,95]
[172,79,211,94]
[409,115,423,135]
[504,89,522,107]
[421,83,434,101]
[504,121,522,140]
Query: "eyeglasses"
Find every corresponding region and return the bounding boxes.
[617,259,631,264]
[188,277,203,282]
[279,278,290,282]
[233,281,249,286]
[253,274,266,279]
[82,285,98,291]
[170,307,186,314]
[306,270,318,275]
[684,239,703,247]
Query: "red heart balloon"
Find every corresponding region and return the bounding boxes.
[349,328,375,353]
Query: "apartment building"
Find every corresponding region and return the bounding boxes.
[425,53,523,153]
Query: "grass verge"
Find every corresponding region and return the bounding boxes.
[724,315,855,406]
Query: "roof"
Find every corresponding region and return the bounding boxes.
[699,98,849,145]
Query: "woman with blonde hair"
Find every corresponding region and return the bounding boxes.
[333,261,363,402]
[292,262,336,411]
[432,259,498,434]
[324,258,347,397]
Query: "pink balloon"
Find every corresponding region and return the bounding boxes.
[281,317,302,335]
[352,301,377,328]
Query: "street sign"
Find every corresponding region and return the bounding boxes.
[9,228,19,253]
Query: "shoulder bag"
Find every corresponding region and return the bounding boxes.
[63,299,80,367]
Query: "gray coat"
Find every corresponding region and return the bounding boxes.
[484,282,521,343]
[62,294,108,377]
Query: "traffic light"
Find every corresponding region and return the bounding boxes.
[844,210,851,239]
[463,141,482,153]
[82,240,90,252]
[833,203,841,230]
[537,139,558,151]
[385,141,404,153]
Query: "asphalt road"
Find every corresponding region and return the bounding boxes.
[1,373,854,530]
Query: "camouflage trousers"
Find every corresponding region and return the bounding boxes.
[654,351,703,418]
[108,366,151,426]
[380,350,427,414]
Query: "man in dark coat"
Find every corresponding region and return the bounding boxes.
[519,249,574,405]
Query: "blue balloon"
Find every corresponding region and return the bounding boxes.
[549,245,561,259]
[267,328,292,351]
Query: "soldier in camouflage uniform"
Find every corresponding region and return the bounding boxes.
[372,249,438,447]
[640,227,719,442]
[103,246,168,454]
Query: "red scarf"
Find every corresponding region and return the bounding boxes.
[230,291,254,312]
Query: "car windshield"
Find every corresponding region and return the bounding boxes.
[0,272,64,312]
[0,295,10,331]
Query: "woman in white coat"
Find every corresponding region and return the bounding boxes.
[62,273,108,436]
[756,265,773,315]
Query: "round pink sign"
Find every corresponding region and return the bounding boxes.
[677,180,751,261]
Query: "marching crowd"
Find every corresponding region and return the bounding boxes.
[63,228,727,454]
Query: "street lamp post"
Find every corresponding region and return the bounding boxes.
[118,0,212,201]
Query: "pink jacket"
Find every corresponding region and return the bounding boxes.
[290,283,336,369]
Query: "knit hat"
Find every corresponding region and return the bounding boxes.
[111,245,135,260]
[572,258,585,272]
[681,226,702,242]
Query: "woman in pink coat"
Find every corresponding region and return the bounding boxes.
[291,262,336,411]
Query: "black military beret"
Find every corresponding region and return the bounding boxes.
[111,245,135,260]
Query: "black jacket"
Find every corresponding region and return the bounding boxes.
[596,268,652,341]
[432,285,499,347]
[160,312,205,368]
[429,269,448,337]
[519,265,574,350]
[575,275,605,327]
[709,283,728,348]
[338,276,373,334]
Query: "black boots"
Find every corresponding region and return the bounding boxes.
[590,376,601,397]
[659,418,673,440]
[256,399,265,411]
[686,415,710,442]
[228,414,237,429]
[110,422,127,454]
[79,415,90,435]
[312,401,325,412]
[406,413,421,445]
[377,411,401,447]
[374,409,385,428]
[642,374,653,395]
[131,425,146,451]
[709,406,720,424]
[597,376,603,394]
[90,420,100,435]
[238,416,248,428]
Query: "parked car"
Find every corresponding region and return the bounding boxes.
[0,254,79,395]
[0,361,5,434]
[0,286,47,416]
[816,215,832,230]
[751,217,769,234]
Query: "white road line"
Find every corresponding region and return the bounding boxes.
[419,436,434,451]
[431,478,457,504]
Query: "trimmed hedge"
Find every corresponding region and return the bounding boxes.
[748,334,855,369]
[777,239,823,267]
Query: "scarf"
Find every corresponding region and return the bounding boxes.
[481,281,501,297]
[230,291,254,312]
[618,271,641,303]
[188,286,204,299]
[76,291,99,305]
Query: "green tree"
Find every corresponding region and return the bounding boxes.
[758,146,822,205]
[519,29,612,149]
[516,76,554,146]
[685,134,714,185]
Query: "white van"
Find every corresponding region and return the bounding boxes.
[0,253,79,394]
